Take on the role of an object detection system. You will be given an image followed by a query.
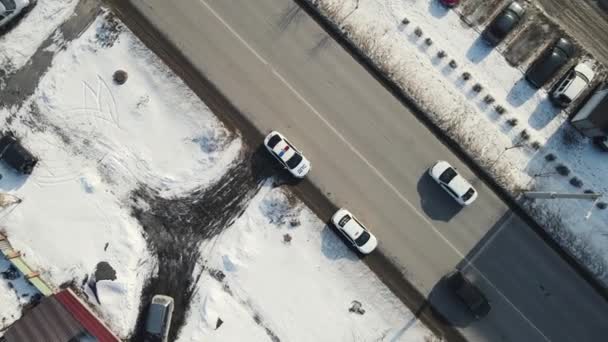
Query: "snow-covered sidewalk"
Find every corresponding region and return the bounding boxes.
[315,0,608,283]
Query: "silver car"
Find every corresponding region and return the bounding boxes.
[0,0,30,29]
[144,295,174,342]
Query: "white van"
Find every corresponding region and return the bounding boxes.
[550,62,595,108]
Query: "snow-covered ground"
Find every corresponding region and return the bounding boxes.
[0,0,79,80]
[315,0,608,283]
[0,7,439,341]
[179,184,436,342]
[0,11,240,337]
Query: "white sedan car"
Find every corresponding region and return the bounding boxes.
[331,209,378,254]
[428,160,478,206]
[264,131,311,178]
[0,0,30,29]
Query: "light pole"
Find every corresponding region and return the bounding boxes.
[523,191,603,220]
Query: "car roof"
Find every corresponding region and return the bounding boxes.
[271,139,297,163]
[336,211,365,240]
[447,174,472,196]
[562,73,590,100]
[145,303,167,335]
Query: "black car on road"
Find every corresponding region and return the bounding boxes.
[446,270,491,319]
[526,38,576,89]
[482,1,525,46]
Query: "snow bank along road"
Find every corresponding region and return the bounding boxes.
[107,0,608,341]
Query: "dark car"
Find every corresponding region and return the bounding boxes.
[526,38,576,89]
[482,1,525,46]
[593,136,608,152]
[446,270,491,319]
[439,0,459,8]
[0,134,37,174]
[144,295,174,342]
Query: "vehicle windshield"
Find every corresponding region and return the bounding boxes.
[462,188,475,202]
[439,167,457,183]
[354,230,371,246]
[0,0,16,11]
[286,153,303,169]
[266,134,282,148]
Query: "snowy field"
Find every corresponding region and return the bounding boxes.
[0,7,438,342]
[315,0,608,283]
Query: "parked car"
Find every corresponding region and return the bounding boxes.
[331,208,378,254]
[439,0,460,8]
[264,131,311,178]
[0,134,37,174]
[445,270,491,319]
[526,38,576,88]
[428,160,477,206]
[593,136,608,152]
[482,1,525,46]
[550,62,595,108]
[0,0,30,29]
[144,295,174,342]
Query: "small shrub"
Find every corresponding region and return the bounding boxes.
[569,177,583,188]
[462,72,471,80]
[495,105,506,114]
[402,17,410,25]
[584,189,594,194]
[414,27,423,37]
[555,164,570,176]
[113,70,128,85]
[597,202,607,210]
[506,118,518,127]
[531,141,541,150]
[449,59,458,69]
[425,37,433,46]
[472,83,483,92]
[520,129,530,141]
[283,233,292,244]
[483,94,495,104]
[544,153,556,162]
[437,50,447,58]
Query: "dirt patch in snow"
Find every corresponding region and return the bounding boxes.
[128,146,277,341]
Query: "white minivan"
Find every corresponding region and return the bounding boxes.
[550,62,595,108]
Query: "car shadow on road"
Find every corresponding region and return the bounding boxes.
[320,224,360,261]
[527,97,560,130]
[417,172,463,222]
[428,275,478,327]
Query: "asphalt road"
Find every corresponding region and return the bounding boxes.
[110,0,608,341]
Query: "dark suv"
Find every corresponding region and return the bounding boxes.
[526,38,576,89]
[0,134,37,174]
[446,270,491,319]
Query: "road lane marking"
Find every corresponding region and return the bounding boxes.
[196,1,551,340]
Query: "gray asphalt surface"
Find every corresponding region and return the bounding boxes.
[112,0,608,341]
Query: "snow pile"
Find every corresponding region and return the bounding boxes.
[179,184,436,341]
[315,0,608,283]
[0,0,79,77]
[0,13,241,336]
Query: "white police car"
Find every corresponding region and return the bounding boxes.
[264,131,311,178]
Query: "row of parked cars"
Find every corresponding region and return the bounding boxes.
[441,0,595,109]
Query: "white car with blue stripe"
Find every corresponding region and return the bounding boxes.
[264,131,311,178]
